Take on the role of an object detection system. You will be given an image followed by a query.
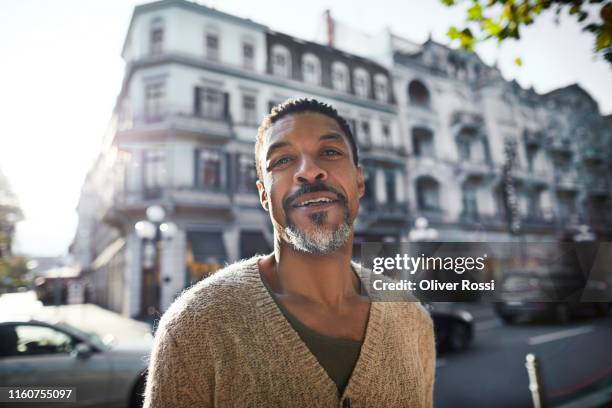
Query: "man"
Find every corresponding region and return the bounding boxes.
[144,98,435,407]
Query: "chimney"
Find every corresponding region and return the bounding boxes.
[324,9,335,47]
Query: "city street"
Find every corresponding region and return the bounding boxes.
[434,304,612,408]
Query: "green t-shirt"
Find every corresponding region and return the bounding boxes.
[261,279,363,395]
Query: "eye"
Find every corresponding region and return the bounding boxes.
[271,156,292,168]
[323,149,342,157]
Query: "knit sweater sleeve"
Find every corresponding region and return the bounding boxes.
[143,322,214,407]
[418,310,436,408]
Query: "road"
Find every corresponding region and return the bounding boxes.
[434,303,612,408]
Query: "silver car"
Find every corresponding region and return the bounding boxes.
[0,317,150,407]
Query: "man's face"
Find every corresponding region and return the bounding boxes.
[256,112,365,255]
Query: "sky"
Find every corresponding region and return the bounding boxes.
[1,0,611,257]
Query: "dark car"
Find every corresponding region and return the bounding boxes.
[494,268,611,323]
[428,304,474,352]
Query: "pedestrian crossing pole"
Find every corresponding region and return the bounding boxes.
[526,353,547,408]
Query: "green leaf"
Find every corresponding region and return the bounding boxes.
[448,26,461,39]
[441,0,455,6]
[596,30,612,50]
[468,3,484,20]
[484,18,502,36]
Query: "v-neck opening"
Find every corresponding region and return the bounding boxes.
[243,254,384,403]
[259,270,365,346]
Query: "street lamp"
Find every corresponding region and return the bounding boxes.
[408,217,438,241]
[135,205,176,320]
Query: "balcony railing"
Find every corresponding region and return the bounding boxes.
[585,177,609,196]
[450,111,483,136]
[117,105,233,141]
[554,171,577,190]
[359,200,409,222]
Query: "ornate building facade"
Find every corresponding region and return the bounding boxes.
[72,0,611,317]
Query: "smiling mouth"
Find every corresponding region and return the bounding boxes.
[292,197,339,208]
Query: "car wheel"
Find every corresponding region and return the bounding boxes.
[555,304,570,324]
[449,323,471,351]
[130,377,146,408]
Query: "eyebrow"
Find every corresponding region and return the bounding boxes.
[265,132,347,161]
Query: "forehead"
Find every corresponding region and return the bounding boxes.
[265,112,347,146]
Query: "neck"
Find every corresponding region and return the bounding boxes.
[266,233,361,311]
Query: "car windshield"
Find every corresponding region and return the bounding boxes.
[57,322,109,350]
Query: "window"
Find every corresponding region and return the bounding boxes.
[526,145,538,172]
[205,33,219,61]
[237,154,258,194]
[198,149,223,190]
[462,183,478,219]
[362,168,375,206]
[385,170,397,204]
[408,80,430,107]
[374,74,389,103]
[302,53,321,85]
[557,192,576,219]
[412,128,434,157]
[361,121,371,147]
[242,42,255,69]
[0,324,75,357]
[382,122,392,149]
[144,82,165,122]
[271,45,291,78]
[457,137,471,161]
[331,62,349,92]
[353,68,370,98]
[194,87,228,120]
[242,94,257,125]
[143,149,166,196]
[416,177,440,210]
[149,19,163,56]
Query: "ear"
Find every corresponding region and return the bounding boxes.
[256,179,269,212]
[356,165,365,199]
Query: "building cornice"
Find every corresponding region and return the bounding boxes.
[118,53,397,114]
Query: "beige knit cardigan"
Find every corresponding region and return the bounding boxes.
[143,254,436,408]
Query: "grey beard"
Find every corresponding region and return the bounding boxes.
[284,210,352,255]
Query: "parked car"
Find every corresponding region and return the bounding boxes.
[0,317,150,407]
[429,304,474,352]
[495,268,611,323]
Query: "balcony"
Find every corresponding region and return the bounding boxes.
[554,172,578,191]
[523,129,544,147]
[117,107,233,143]
[359,200,409,225]
[106,186,234,223]
[548,138,572,155]
[516,168,549,188]
[454,159,494,183]
[521,213,556,231]
[450,111,483,136]
[585,177,609,197]
[581,147,606,163]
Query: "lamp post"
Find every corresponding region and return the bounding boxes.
[135,205,176,321]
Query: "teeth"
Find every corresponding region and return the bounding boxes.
[298,197,334,206]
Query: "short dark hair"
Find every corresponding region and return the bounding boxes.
[255,98,359,181]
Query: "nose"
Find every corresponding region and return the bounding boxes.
[293,156,327,184]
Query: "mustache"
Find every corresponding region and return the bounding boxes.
[283,182,348,211]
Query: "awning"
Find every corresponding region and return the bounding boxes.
[187,231,227,263]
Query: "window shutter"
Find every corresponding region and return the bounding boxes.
[223,92,230,120]
[194,148,200,188]
[194,87,202,116]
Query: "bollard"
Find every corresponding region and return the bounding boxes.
[526,353,547,408]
